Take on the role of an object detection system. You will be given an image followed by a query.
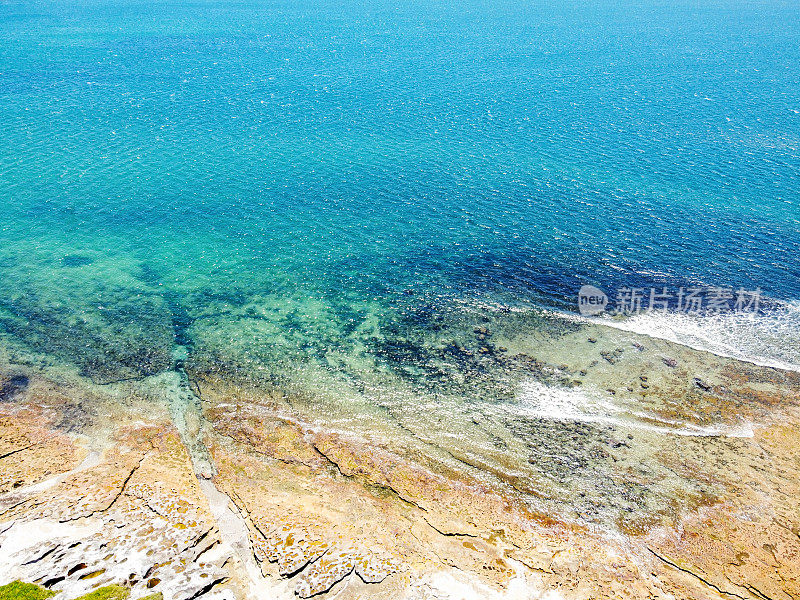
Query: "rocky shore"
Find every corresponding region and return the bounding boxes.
[1,319,799,600]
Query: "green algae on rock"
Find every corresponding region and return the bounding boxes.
[0,582,55,600]
[72,586,129,600]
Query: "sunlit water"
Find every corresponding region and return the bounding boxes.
[1,0,799,530]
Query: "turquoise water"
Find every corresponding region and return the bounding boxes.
[1,0,799,388]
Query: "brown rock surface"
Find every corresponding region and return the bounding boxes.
[1,321,799,600]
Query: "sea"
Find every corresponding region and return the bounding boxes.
[1,0,799,399]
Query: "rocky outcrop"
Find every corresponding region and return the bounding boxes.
[1,316,800,600]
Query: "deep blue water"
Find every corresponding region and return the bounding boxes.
[0,0,799,384]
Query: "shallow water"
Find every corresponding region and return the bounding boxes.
[2,2,798,371]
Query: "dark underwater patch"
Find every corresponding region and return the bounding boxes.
[135,263,163,286]
[163,291,193,348]
[0,293,174,385]
[61,255,94,268]
[135,264,196,349]
[0,374,29,402]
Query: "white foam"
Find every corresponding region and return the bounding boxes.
[564,301,800,373]
[513,381,754,438]
[469,293,800,372]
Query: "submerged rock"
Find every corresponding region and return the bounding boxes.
[0,374,28,403]
[2,317,800,600]
[693,377,712,391]
[61,256,94,268]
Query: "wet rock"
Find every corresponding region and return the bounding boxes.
[694,378,712,392]
[600,349,624,365]
[68,564,88,576]
[0,414,82,493]
[6,319,800,600]
[0,374,29,402]
[54,401,94,433]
